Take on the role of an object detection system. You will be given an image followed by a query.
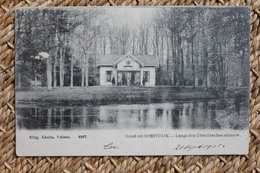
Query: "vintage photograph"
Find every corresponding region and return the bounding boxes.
[15,7,249,131]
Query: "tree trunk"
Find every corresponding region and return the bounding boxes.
[203,48,208,87]
[191,39,196,87]
[167,36,171,84]
[85,54,89,86]
[219,45,225,86]
[180,48,184,85]
[81,56,85,87]
[53,52,57,88]
[54,32,58,88]
[161,36,164,64]
[59,47,64,87]
[47,57,52,90]
[176,32,182,86]
[70,56,74,88]
[34,67,37,88]
[144,30,149,55]
[81,70,85,86]
[190,20,197,87]
[62,49,65,86]
[132,36,135,55]
[172,32,177,85]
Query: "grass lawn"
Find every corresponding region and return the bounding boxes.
[16,86,247,105]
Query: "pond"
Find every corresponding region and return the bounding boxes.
[16,99,248,130]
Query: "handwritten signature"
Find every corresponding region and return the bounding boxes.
[174,144,225,151]
[104,142,119,150]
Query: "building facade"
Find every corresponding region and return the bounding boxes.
[97,54,158,86]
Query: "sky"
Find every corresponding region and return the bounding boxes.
[104,7,159,26]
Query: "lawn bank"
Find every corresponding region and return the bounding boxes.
[16,86,248,105]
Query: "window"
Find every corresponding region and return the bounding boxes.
[106,71,112,82]
[143,71,150,82]
[124,61,132,67]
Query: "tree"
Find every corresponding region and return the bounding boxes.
[39,52,51,90]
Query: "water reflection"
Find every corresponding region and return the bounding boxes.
[16,99,248,130]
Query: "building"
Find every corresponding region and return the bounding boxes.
[97,54,159,86]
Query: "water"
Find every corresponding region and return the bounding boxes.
[16,99,248,130]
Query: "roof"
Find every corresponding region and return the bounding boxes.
[96,54,159,67]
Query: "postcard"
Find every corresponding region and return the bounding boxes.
[15,6,250,156]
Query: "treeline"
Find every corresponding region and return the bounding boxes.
[153,8,249,87]
[16,8,104,88]
[15,7,249,88]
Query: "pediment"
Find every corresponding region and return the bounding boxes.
[113,54,143,67]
